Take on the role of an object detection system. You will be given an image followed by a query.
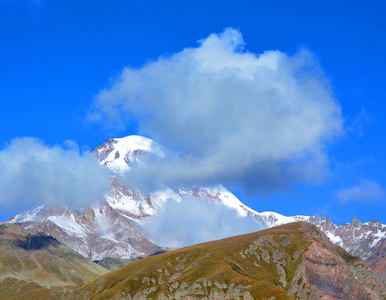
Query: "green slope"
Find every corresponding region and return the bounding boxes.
[0,277,58,300]
[0,223,108,298]
[64,222,386,300]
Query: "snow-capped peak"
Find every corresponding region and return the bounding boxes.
[94,135,165,173]
[111,135,157,152]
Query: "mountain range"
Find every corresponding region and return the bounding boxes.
[5,135,386,283]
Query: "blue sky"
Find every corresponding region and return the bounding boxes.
[1,0,386,224]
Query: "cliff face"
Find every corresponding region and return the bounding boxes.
[297,230,385,299]
[363,238,386,281]
[315,216,386,282]
[64,222,386,300]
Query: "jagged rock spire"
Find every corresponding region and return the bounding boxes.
[352,215,362,227]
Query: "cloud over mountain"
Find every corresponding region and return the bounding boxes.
[142,196,261,248]
[89,28,343,195]
[0,137,110,209]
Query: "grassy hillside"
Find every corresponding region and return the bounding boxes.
[0,277,58,300]
[0,223,109,298]
[65,222,386,300]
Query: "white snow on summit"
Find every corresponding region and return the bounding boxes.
[96,135,165,173]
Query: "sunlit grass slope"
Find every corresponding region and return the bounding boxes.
[65,222,354,299]
[0,223,108,298]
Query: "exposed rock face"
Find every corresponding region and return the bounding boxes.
[352,215,362,227]
[64,222,386,300]
[314,216,386,282]
[367,238,386,282]
[303,242,382,299]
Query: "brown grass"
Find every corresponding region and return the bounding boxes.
[65,222,317,299]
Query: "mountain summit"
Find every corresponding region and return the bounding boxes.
[94,135,165,173]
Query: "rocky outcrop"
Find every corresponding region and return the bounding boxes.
[315,216,386,282]
[352,215,362,227]
[303,242,385,299]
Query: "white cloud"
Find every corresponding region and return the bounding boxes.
[0,137,111,210]
[89,28,343,195]
[336,179,385,203]
[142,196,262,248]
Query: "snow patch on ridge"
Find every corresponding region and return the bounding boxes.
[178,185,258,217]
[213,185,258,217]
[106,194,153,216]
[371,231,386,247]
[47,215,86,237]
[324,231,344,247]
[258,211,310,227]
[7,205,44,223]
[105,187,181,218]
